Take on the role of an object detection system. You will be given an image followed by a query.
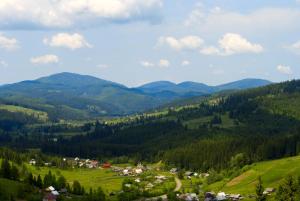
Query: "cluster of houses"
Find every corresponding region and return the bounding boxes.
[112,163,146,176]
[74,157,101,169]
[29,157,112,169]
[204,188,275,201]
[204,192,243,201]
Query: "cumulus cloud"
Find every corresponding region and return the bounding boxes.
[158,59,170,67]
[184,5,300,34]
[30,54,59,64]
[182,60,190,66]
[200,33,263,56]
[158,36,204,51]
[44,33,92,50]
[277,65,292,75]
[200,46,220,55]
[140,61,155,67]
[0,0,163,29]
[0,34,19,50]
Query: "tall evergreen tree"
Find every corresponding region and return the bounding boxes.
[256,176,266,201]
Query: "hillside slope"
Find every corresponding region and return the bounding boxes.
[209,156,300,198]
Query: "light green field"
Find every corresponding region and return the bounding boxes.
[0,104,48,122]
[27,166,125,194]
[208,155,300,200]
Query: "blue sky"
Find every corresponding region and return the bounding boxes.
[0,0,299,87]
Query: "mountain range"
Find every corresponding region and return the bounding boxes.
[0,72,271,119]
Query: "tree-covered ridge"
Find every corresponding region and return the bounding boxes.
[0,79,300,172]
[0,73,271,119]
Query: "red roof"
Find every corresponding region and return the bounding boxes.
[102,162,111,168]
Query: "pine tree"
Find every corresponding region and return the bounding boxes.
[256,176,266,201]
[36,175,43,189]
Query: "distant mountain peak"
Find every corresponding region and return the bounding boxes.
[37,72,123,87]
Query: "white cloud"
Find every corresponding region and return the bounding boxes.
[0,34,19,50]
[287,40,300,54]
[30,54,59,64]
[185,6,300,34]
[200,46,220,55]
[158,59,170,67]
[200,33,263,56]
[277,65,292,75]
[218,33,263,55]
[140,61,155,67]
[0,0,163,29]
[182,60,190,66]
[44,33,92,50]
[158,36,204,51]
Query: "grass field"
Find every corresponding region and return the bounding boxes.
[208,155,300,200]
[27,166,125,194]
[0,104,48,122]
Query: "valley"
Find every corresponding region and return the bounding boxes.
[0,75,300,201]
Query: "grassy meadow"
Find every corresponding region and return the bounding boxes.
[208,155,300,200]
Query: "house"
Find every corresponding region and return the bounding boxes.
[135,168,143,174]
[178,193,199,201]
[29,159,36,166]
[123,169,129,176]
[102,162,112,169]
[205,192,216,201]
[263,188,275,195]
[46,186,55,192]
[228,194,242,201]
[51,191,60,196]
[43,193,57,201]
[87,160,99,169]
[155,175,166,180]
[185,171,194,177]
[216,192,226,201]
[170,168,178,174]
[145,183,154,190]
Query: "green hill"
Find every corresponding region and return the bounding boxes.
[0,73,271,120]
[208,155,300,200]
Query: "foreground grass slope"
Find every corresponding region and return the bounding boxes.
[209,155,300,196]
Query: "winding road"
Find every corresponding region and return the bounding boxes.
[174,177,182,192]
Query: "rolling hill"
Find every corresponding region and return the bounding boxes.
[137,78,271,95]
[208,155,300,199]
[0,72,271,120]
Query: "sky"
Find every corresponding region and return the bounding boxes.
[0,0,299,87]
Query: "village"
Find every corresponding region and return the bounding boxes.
[28,158,276,201]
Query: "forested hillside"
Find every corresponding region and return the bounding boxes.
[0,79,299,173]
[0,73,271,120]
